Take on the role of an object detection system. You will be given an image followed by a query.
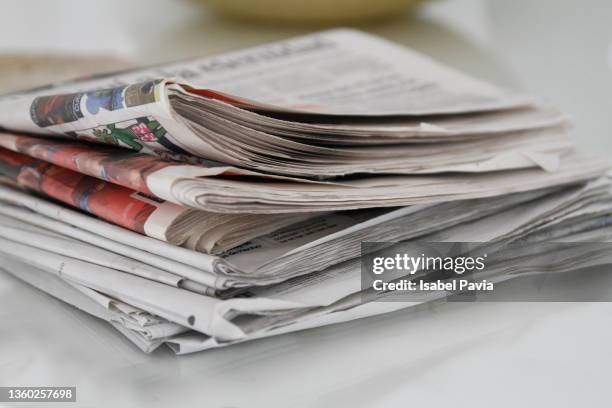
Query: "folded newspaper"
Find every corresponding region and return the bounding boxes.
[0,30,566,176]
[0,29,610,354]
[0,147,311,254]
[2,178,612,353]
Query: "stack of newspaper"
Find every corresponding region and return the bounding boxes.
[0,29,610,354]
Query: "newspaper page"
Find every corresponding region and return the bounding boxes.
[0,29,537,177]
[2,176,612,353]
[0,182,565,288]
[0,146,187,239]
[0,137,312,252]
[0,131,608,214]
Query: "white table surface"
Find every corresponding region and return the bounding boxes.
[1,0,611,407]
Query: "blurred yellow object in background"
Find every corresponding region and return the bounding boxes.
[200,0,424,23]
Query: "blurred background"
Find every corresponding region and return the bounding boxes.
[1,0,610,156]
